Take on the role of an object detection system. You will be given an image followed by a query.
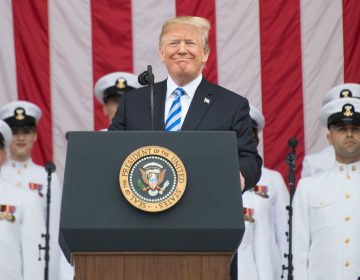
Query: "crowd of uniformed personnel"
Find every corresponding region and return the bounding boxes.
[0,15,359,280]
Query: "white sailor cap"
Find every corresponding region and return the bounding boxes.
[249,105,265,132]
[0,101,42,129]
[94,72,140,104]
[0,120,12,149]
[319,97,360,128]
[322,83,360,105]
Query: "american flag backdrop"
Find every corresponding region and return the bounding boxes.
[0,0,359,184]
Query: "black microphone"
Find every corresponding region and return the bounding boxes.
[138,66,154,85]
[288,138,298,149]
[45,162,56,174]
[139,65,155,130]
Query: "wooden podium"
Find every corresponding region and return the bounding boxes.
[60,131,244,280]
[72,252,233,280]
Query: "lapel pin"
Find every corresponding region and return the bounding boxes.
[204,98,210,104]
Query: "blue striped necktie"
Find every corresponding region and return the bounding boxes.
[165,87,186,131]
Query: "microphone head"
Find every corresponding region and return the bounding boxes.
[288,138,298,148]
[138,71,150,85]
[45,162,56,174]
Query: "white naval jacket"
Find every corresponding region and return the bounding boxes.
[293,161,360,280]
[1,158,74,280]
[237,191,274,280]
[0,174,44,280]
[257,167,289,279]
[301,146,335,178]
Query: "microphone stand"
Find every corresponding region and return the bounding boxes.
[39,161,56,280]
[281,138,297,280]
[148,65,155,131]
[138,65,155,131]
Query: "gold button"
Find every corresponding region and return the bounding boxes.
[16,181,21,186]
[344,261,349,267]
[17,170,22,175]
[344,238,350,244]
[352,166,356,171]
[344,216,350,221]
[345,193,351,199]
[347,176,351,179]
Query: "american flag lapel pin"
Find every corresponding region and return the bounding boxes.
[204,97,210,104]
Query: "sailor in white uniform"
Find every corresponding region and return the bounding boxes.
[301,83,360,178]
[0,101,73,280]
[238,190,274,280]
[293,97,360,280]
[0,119,45,280]
[249,105,289,279]
[94,71,140,129]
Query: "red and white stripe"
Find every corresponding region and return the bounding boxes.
[0,0,359,184]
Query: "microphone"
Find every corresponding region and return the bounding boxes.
[139,65,155,130]
[138,66,154,85]
[288,138,298,149]
[45,162,56,174]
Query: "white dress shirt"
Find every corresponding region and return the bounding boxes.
[1,158,74,280]
[293,160,360,280]
[164,74,202,129]
[257,167,289,279]
[0,173,44,280]
[238,191,274,280]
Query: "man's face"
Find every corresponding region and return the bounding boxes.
[103,99,120,123]
[159,24,209,86]
[10,127,37,161]
[327,123,360,163]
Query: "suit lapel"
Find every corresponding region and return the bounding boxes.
[181,78,216,130]
[153,80,167,130]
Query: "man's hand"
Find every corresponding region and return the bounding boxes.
[240,172,245,191]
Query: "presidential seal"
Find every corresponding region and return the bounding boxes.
[119,146,187,212]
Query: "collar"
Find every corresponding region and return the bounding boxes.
[334,160,360,174]
[166,74,203,99]
[7,158,33,169]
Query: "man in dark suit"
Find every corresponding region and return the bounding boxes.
[109,16,262,191]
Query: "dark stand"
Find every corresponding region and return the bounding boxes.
[39,162,56,280]
[281,138,297,280]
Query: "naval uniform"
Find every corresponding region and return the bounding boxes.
[257,167,289,278]
[237,190,274,280]
[293,161,360,280]
[301,146,335,178]
[0,173,44,280]
[1,158,72,280]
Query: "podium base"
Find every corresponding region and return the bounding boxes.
[72,252,233,280]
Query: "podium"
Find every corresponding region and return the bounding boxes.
[60,131,244,280]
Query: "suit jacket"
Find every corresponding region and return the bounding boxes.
[109,77,262,190]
